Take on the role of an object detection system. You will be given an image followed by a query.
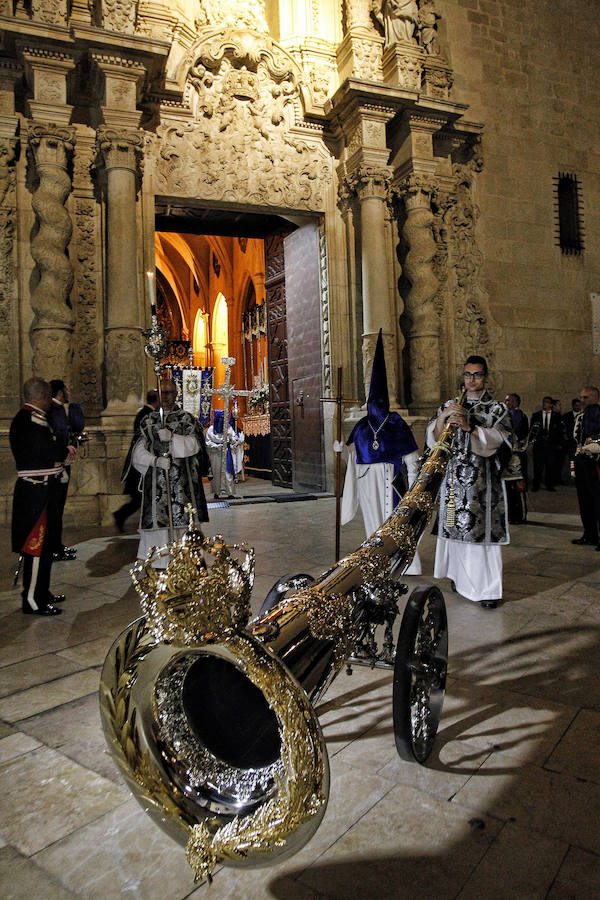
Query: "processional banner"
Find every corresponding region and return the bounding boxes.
[169,366,215,425]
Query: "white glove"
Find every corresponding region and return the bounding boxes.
[158,428,172,442]
[155,456,170,470]
[333,440,345,453]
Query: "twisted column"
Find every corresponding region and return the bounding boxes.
[354,167,397,403]
[96,126,144,415]
[28,123,76,379]
[398,174,441,413]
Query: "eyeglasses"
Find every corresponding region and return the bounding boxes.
[463,371,485,379]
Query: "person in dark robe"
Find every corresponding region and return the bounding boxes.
[10,377,75,615]
[132,379,210,567]
[113,389,159,532]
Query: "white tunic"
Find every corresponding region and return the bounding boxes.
[340,445,422,576]
[426,420,508,602]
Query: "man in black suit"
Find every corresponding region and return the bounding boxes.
[572,386,600,548]
[530,395,563,491]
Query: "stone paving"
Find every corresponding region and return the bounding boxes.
[0,482,599,899]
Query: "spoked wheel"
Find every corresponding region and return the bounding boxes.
[258,573,314,617]
[393,585,448,763]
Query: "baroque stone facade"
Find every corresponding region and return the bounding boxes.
[0,0,599,521]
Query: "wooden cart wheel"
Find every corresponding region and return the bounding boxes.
[393,585,448,763]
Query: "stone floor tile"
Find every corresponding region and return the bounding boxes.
[33,798,199,900]
[17,692,121,782]
[544,708,600,783]
[0,746,129,855]
[450,753,600,854]
[56,635,117,667]
[547,845,600,899]
[456,821,567,899]
[295,783,502,899]
[0,846,76,899]
[0,652,85,698]
[0,668,100,723]
[0,731,41,764]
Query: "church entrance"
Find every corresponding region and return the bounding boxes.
[153,204,326,493]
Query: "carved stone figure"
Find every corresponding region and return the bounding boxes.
[418,0,441,54]
[371,0,418,48]
[196,0,268,33]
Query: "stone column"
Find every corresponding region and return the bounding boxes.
[354,167,398,401]
[398,173,441,414]
[97,127,145,418]
[28,123,77,379]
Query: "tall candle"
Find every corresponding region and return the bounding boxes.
[147,270,156,315]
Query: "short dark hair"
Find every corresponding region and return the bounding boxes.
[572,397,580,408]
[50,379,66,398]
[146,389,158,404]
[511,393,521,406]
[543,395,553,403]
[464,355,488,375]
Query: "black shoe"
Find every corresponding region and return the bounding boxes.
[22,602,62,616]
[48,593,66,603]
[481,599,499,609]
[572,536,594,545]
[450,580,457,592]
[53,547,77,561]
[112,512,125,533]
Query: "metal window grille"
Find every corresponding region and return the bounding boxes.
[553,172,584,255]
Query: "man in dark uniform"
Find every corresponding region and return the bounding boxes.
[10,377,76,615]
[572,385,600,548]
[113,389,159,532]
[47,379,83,560]
[530,395,563,491]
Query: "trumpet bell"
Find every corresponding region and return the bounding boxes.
[100,620,329,879]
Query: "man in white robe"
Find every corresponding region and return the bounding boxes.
[427,356,512,608]
[339,328,422,575]
[206,409,236,498]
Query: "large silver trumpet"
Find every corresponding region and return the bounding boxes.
[99,404,463,883]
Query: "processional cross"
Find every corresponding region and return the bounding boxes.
[200,356,253,499]
[320,366,358,561]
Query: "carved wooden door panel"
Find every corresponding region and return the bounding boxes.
[265,231,292,487]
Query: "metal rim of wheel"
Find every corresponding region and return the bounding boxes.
[393,584,448,764]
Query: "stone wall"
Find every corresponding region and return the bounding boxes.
[437,0,600,410]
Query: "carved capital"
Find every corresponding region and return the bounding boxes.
[393,172,438,207]
[344,166,391,203]
[96,126,144,174]
[28,122,76,171]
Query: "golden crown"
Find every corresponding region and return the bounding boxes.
[131,524,255,645]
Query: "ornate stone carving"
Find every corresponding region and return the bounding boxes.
[157,29,332,211]
[101,0,138,33]
[418,0,440,55]
[350,37,384,81]
[73,198,102,410]
[28,123,76,378]
[106,328,144,402]
[195,0,268,33]
[0,137,17,415]
[16,0,68,26]
[345,166,391,202]
[96,126,144,177]
[371,0,418,48]
[345,0,373,30]
[444,161,500,382]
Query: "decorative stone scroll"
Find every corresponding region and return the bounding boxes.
[27,123,76,379]
[156,29,332,211]
[15,0,67,26]
[195,0,269,33]
[101,0,138,34]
